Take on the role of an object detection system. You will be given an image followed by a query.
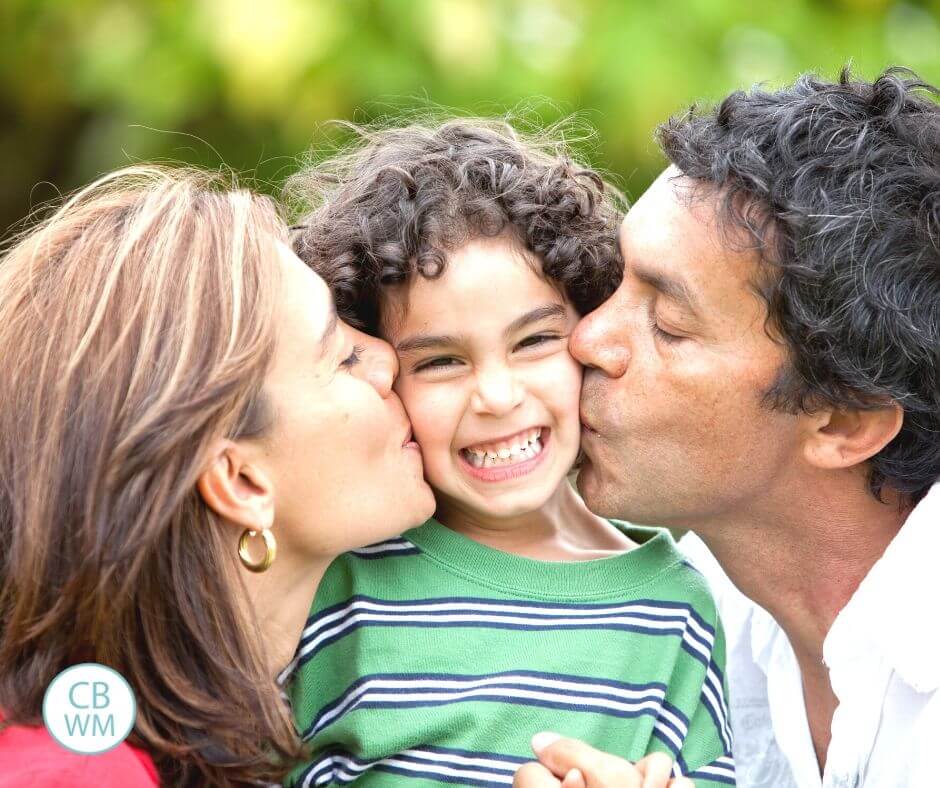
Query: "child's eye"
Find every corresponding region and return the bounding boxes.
[414,356,461,373]
[340,344,364,369]
[516,334,559,350]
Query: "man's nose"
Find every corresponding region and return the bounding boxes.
[356,331,399,398]
[470,365,524,417]
[570,305,630,379]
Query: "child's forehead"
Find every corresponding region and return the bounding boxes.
[378,240,569,340]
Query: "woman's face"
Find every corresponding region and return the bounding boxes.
[258,244,434,559]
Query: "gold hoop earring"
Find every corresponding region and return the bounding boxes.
[238,528,276,573]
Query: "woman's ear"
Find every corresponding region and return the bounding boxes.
[802,402,903,471]
[197,439,275,533]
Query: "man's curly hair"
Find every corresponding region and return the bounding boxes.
[287,118,626,332]
[658,67,940,502]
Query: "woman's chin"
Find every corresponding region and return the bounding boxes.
[415,486,437,523]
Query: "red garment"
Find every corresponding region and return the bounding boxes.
[0,722,159,787]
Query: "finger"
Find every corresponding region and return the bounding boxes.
[514,762,563,788]
[561,768,586,788]
[532,734,642,787]
[635,752,676,787]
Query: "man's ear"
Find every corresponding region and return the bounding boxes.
[197,439,275,533]
[802,402,903,471]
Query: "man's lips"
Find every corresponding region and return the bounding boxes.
[580,410,599,434]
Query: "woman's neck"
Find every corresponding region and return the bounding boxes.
[242,554,332,676]
[434,480,637,560]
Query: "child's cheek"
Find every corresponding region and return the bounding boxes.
[532,353,583,414]
[404,383,462,456]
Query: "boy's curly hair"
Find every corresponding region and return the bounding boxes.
[287,118,626,331]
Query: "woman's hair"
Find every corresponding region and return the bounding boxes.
[0,166,302,785]
[287,117,626,331]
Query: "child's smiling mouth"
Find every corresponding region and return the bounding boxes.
[458,427,550,480]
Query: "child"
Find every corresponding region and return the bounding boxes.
[285,120,735,787]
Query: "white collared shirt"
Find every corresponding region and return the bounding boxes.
[680,483,940,788]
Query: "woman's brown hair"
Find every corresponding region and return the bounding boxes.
[0,166,303,785]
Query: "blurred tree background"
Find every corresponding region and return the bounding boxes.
[2,0,939,235]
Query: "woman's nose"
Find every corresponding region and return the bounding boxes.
[356,330,399,398]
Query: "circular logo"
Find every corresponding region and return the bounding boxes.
[42,663,137,755]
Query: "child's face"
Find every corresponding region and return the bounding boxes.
[383,234,583,522]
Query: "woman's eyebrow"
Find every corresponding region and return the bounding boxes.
[319,306,339,344]
[315,306,339,358]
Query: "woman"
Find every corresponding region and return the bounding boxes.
[0,166,435,786]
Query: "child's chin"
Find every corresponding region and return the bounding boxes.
[475,488,559,519]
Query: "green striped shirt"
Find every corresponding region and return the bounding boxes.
[286,519,735,786]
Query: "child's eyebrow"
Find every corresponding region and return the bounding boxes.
[395,303,568,356]
[395,332,461,355]
[503,303,568,337]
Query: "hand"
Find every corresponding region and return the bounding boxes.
[512,732,695,788]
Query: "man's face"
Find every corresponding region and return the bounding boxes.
[571,167,801,529]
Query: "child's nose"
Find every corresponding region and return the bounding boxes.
[470,366,524,416]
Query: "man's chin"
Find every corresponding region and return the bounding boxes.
[575,460,616,518]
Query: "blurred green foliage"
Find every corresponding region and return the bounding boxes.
[2,0,939,234]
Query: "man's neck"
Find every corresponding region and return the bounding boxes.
[695,470,910,770]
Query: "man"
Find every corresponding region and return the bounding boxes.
[516,68,940,787]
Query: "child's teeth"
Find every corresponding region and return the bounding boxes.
[463,429,546,470]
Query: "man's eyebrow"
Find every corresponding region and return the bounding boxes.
[633,265,702,316]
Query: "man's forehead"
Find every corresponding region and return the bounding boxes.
[618,169,766,317]
[620,169,715,248]
[619,179,705,281]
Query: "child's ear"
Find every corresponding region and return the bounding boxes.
[801,402,903,471]
[197,439,275,533]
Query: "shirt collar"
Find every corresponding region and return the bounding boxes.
[823,483,940,693]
